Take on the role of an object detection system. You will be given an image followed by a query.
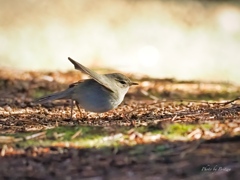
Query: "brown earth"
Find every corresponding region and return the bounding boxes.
[0,69,240,180]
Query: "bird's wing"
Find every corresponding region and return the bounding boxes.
[68,57,114,92]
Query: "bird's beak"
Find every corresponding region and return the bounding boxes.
[130,82,138,86]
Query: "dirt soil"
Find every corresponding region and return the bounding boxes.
[0,69,240,180]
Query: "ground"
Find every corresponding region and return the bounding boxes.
[0,69,240,180]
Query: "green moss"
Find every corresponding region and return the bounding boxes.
[163,123,212,140]
[0,123,214,149]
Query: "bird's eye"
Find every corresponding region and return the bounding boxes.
[118,80,127,84]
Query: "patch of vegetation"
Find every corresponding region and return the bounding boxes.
[163,123,212,140]
[0,123,215,149]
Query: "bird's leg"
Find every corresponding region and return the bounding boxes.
[75,101,83,118]
[70,99,74,120]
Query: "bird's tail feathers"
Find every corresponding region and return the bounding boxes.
[34,88,73,104]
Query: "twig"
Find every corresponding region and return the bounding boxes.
[223,97,240,106]
[24,132,46,140]
[0,136,23,143]
[71,129,82,139]
[139,91,230,105]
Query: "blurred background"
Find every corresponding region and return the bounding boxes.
[0,0,240,84]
